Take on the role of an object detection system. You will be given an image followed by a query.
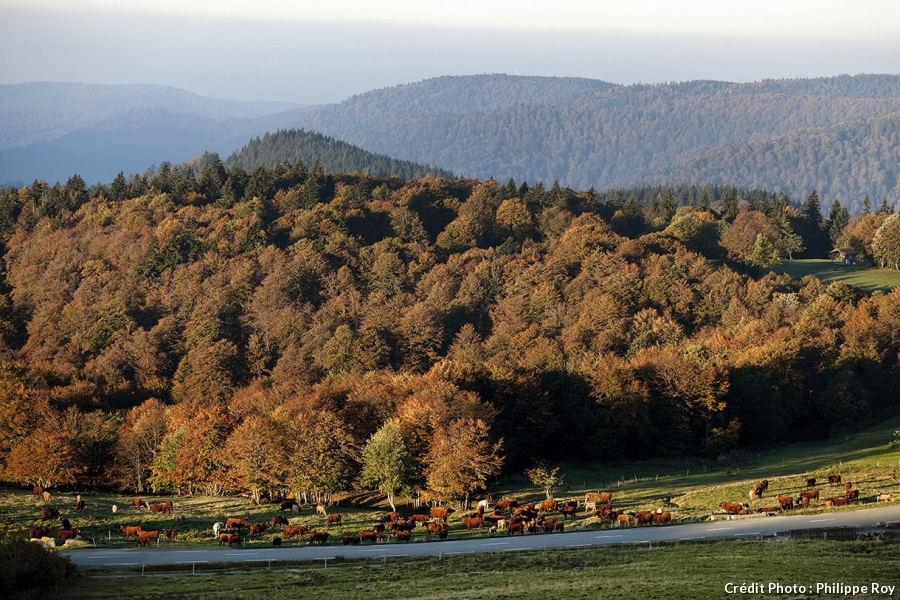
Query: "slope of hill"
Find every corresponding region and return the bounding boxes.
[226,129,455,180]
[298,75,900,209]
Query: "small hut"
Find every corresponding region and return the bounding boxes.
[829,248,857,265]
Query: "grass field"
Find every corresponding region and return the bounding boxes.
[5,417,900,598]
[64,534,900,600]
[772,259,900,292]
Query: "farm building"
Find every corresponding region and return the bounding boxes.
[829,248,857,265]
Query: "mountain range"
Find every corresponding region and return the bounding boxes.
[2,75,900,213]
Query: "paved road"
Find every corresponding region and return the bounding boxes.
[61,504,900,569]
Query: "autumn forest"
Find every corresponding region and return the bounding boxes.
[0,158,899,508]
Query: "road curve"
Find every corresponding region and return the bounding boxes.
[61,504,900,569]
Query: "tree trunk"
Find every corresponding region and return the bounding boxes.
[387,492,396,512]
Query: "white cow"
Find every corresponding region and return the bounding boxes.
[213,521,224,538]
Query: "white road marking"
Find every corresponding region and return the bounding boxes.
[706,527,731,531]
[104,562,138,566]
[734,532,760,536]
[595,534,623,539]
[810,519,834,523]
[485,542,509,546]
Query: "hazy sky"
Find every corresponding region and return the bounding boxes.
[2,1,899,104]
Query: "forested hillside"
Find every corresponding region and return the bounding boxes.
[300,75,900,211]
[226,129,454,180]
[0,167,898,502]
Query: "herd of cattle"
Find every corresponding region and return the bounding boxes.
[27,472,894,548]
[718,474,870,516]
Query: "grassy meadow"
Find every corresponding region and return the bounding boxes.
[772,259,900,292]
[4,416,900,598]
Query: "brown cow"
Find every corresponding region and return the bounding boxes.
[559,505,577,520]
[359,530,380,543]
[249,522,270,536]
[119,525,142,537]
[43,491,52,503]
[341,534,360,545]
[56,529,81,541]
[33,485,43,497]
[395,531,411,542]
[308,531,329,545]
[756,506,779,514]
[805,478,816,489]
[326,514,342,527]
[461,516,483,530]
[412,514,430,525]
[430,507,450,522]
[30,526,53,538]
[133,498,144,510]
[272,515,289,526]
[632,510,654,525]
[652,511,671,525]
[718,502,744,514]
[845,489,860,502]
[73,499,85,512]
[495,499,519,512]
[136,530,159,547]
[280,500,299,512]
[844,481,853,492]
[826,497,849,507]
[616,514,631,527]
[219,533,241,547]
[507,522,524,535]
[828,475,842,486]
[283,525,307,538]
[539,499,558,512]
[41,507,61,520]
[800,490,819,502]
[225,518,247,530]
[777,495,794,510]
[150,503,171,515]
[162,529,177,541]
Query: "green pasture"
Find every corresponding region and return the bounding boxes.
[67,535,900,600]
[772,259,900,292]
[3,416,900,550]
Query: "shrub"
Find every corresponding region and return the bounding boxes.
[0,539,78,599]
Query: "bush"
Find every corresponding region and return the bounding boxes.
[890,430,900,450]
[0,539,78,599]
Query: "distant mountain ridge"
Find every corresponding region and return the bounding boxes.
[3,75,900,213]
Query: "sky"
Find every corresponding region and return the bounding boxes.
[2,1,900,104]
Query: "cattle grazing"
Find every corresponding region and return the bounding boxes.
[163,529,177,541]
[412,514,430,525]
[272,515,289,526]
[150,503,171,515]
[777,495,794,510]
[828,475,842,486]
[495,499,519,512]
[507,522,524,535]
[59,518,71,531]
[800,490,819,502]
[718,502,744,514]
[33,486,43,497]
[632,511,654,526]
[359,530,380,543]
[30,526,53,538]
[496,519,507,532]
[758,479,769,492]
[756,506,779,514]
[212,522,223,538]
[249,522,270,536]
[372,523,386,535]
[585,492,602,502]
[56,529,81,541]
[42,507,61,520]
[291,504,300,515]
[805,478,816,489]
[342,534,360,545]
[308,531,329,545]
[477,498,490,510]
[219,533,241,547]
[430,507,450,522]
[845,489,860,502]
[542,519,556,533]
[272,537,282,546]
[800,497,809,509]
[111,505,118,514]
[844,481,853,492]
[749,489,760,501]
[395,531,411,542]
[616,514,632,527]
[225,518,247,531]
[119,525,142,537]
[588,491,612,504]
[43,491,52,503]
[877,494,893,502]
[133,498,144,510]
[652,511,671,525]
[283,525,308,538]
[385,511,400,523]
[165,500,174,514]
[461,516,483,530]
[315,504,327,516]
[825,497,848,508]
[582,501,595,513]
[136,530,159,547]
[280,500,299,512]
[326,514,342,527]
[73,499,85,512]
[559,505,578,520]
